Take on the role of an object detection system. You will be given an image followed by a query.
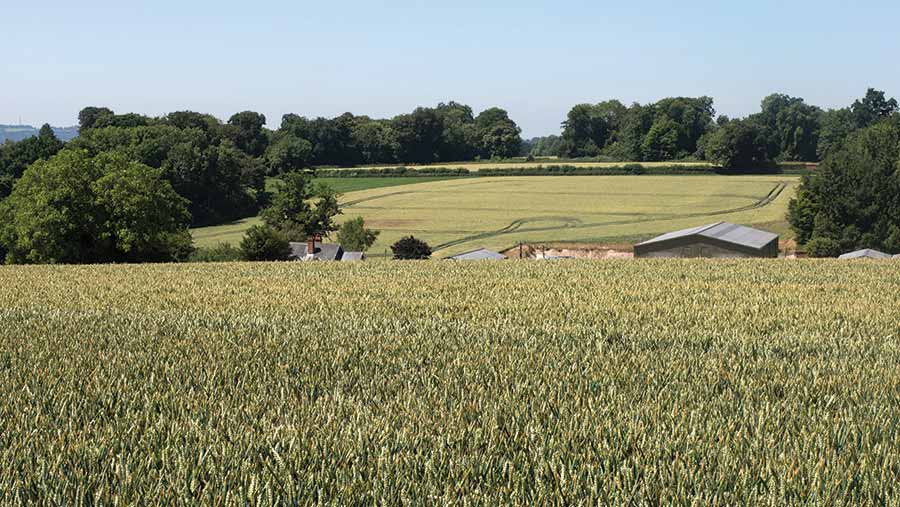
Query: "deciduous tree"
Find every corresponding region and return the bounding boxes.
[0,150,192,264]
[261,171,341,240]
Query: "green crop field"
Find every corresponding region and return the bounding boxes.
[193,175,800,256]
[2,260,900,503]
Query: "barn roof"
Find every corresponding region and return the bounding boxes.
[838,249,891,260]
[636,222,778,250]
[446,248,507,260]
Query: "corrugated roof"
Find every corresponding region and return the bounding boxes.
[838,249,891,259]
[703,222,778,249]
[447,248,507,260]
[636,222,778,249]
[635,222,720,246]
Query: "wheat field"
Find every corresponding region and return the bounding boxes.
[1,260,899,504]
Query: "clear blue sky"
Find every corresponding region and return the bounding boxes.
[3,0,899,137]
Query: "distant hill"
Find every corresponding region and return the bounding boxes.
[0,124,79,143]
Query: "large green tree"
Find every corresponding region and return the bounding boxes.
[78,106,114,130]
[816,108,856,159]
[474,107,522,159]
[610,103,655,161]
[702,119,771,169]
[225,111,269,157]
[265,135,313,174]
[557,100,627,158]
[392,108,444,164]
[559,104,603,158]
[752,94,821,161]
[261,171,341,241]
[788,122,900,256]
[852,88,899,129]
[436,102,478,161]
[651,96,716,157]
[0,150,192,264]
[350,120,398,165]
[640,116,681,161]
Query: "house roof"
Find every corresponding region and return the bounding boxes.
[289,242,344,261]
[446,248,507,260]
[838,249,891,259]
[636,222,778,250]
[895,254,900,259]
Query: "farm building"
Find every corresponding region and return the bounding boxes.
[289,240,364,261]
[838,249,891,260]
[633,222,779,258]
[446,248,507,261]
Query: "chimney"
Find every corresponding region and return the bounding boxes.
[307,237,316,257]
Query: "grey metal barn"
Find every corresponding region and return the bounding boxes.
[634,222,779,258]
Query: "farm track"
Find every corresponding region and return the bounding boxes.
[431,182,788,252]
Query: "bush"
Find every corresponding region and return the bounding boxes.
[240,225,291,261]
[391,236,432,260]
[189,243,243,263]
[803,237,842,258]
[623,163,645,175]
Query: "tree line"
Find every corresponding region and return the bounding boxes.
[267,102,522,170]
[529,88,898,168]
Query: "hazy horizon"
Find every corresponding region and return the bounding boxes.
[4,0,899,137]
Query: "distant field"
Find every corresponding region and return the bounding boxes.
[195,177,461,247]
[193,175,799,255]
[3,261,900,503]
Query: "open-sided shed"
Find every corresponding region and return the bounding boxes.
[634,222,779,258]
[838,249,891,260]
